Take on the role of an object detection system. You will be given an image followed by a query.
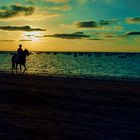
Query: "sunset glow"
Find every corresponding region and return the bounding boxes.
[22,31,41,42]
[0,0,139,52]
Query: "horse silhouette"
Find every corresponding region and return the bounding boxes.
[12,49,30,74]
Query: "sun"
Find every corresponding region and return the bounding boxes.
[23,31,41,42]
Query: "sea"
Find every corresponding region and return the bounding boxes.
[0,51,140,81]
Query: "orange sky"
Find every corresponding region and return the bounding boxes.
[0,0,140,52]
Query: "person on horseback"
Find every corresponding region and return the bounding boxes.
[17,44,23,61]
[12,45,30,74]
[17,44,23,56]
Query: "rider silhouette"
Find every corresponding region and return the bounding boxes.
[17,44,23,56]
[16,44,24,63]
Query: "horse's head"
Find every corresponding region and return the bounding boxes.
[23,49,30,56]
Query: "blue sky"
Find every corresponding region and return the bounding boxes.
[0,0,139,52]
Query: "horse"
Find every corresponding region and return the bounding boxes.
[12,49,30,74]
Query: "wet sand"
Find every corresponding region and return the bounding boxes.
[0,72,140,140]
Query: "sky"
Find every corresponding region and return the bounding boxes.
[0,0,140,52]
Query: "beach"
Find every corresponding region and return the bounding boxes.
[0,72,140,140]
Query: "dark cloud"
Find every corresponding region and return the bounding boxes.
[126,31,140,35]
[41,32,90,39]
[0,26,46,31]
[105,35,115,38]
[0,5,35,18]
[0,40,15,42]
[99,19,117,25]
[126,17,140,24]
[75,21,98,28]
[19,39,32,41]
[75,19,117,28]
[88,38,103,40]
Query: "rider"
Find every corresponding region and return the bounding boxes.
[15,44,23,62]
[17,44,23,56]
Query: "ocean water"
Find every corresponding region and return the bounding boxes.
[0,51,140,81]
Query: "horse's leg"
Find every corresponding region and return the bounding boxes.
[12,65,14,73]
[11,56,15,74]
[24,64,27,70]
[12,65,15,74]
[12,67,13,73]
[20,64,22,74]
[16,63,18,74]
[22,64,26,74]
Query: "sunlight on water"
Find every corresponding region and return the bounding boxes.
[0,52,140,80]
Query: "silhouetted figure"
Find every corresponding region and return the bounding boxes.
[17,44,23,56]
[16,44,24,65]
[12,48,30,74]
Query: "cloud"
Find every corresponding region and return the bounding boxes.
[126,17,140,24]
[104,35,115,38]
[26,0,71,4]
[0,26,46,31]
[39,32,90,39]
[26,0,115,4]
[0,4,35,19]
[99,19,117,25]
[126,31,140,36]
[0,4,58,21]
[51,5,72,11]
[27,0,69,3]
[76,0,118,5]
[88,38,103,40]
[0,40,15,42]
[89,32,118,40]
[46,0,69,3]
[74,19,117,29]
[62,20,122,34]
[19,39,32,41]
[75,21,98,28]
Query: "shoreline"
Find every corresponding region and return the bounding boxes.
[0,50,140,53]
[1,70,140,83]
